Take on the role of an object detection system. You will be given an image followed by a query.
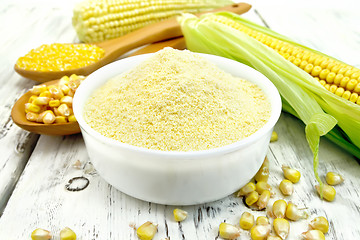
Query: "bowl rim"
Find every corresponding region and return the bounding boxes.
[73,52,282,159]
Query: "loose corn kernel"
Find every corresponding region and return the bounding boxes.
[31,228,52,240]
[33,97,50,105]
[173,208,188,222]
[267,236,282,240]
[254,165,270,183]
[218,222,241,240]
[240,212,255,230]
[301,230,325,240]
[136,221,158,240]
[43,110,56,124]
[60,85,71,95]
[315,184,336,202]
[279,179,294,196]
[60,227,76,240]
[257,190,271,210]
[272,200,287,218]
[255,181,272,195]
[325,172,344,186]
[237,182,256,197]
[55,116,68,123]
[16,43,105,72]
[256,216,269,226]
[68,115,77,122]
[25,103,41,113]
[309,216,329,234]
[250,224,271,240]
[26,112,39,122]
[282,166,301,183]
[246,191,259,206]
[58,103,71,116]
[49,99,61,107]
[273,218,290,240]
[285,203,308,221]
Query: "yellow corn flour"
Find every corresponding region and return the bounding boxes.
[84,47,271,151]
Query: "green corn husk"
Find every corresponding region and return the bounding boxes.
[178,12,360,186]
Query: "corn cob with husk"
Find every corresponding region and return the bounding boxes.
[72,0,233,43]
[179,12,360,188]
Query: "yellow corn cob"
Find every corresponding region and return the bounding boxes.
[72,0,233,43]
[211,15,360,105]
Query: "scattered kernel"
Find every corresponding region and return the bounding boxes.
[173,208,188,222]
[218,222,241,240]
[136,221,158,240]
[325,172,344,186]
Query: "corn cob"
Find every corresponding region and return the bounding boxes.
[72,0,233,43]
[210,15,360,105]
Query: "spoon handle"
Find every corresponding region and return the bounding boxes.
[96,3,251,65]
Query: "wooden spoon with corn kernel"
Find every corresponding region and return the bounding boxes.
[14,3,251,82]
[11,80,81,135]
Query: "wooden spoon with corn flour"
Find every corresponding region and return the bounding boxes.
[84,47,271,151]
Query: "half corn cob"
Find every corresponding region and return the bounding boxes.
[210,15,360,104]
[72,0,233,43]
[179,12,360,188]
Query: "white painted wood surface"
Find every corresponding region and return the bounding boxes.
[0,0,360,239]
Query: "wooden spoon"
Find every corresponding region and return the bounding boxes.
[14,3,251,82]
[11,36,189,135]
[11,80,80,135]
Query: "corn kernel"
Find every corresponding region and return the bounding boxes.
[25,103,41,113]
[315,184,336,202]
[250,224,271,240]
[55,116,68,123]
[240,212,254,230]
[272,200,287,218]
[26,112,39,122]
[269,131,278,142]
[325,172,344,186]
[267,236,282,240]
[43,110,56,124]
[60,96,73,106]
[237,182,256,197]
[309,216,329,234]
[279,179,294,196]
[49,99,61,107]
[30,85,47,95]
[31,228,52,240]
[273,218,289,240]
[257,190,271,210]
[301,230,325,240]
[33,97,50,105]
[28,95,38,104]
[68,115,77,122]
[60,227,76,240]
[137,221,158,240]
[285,203,308,221]
[282,165,301,183]
[256,216,269,226]
[39,91,52,98]
[49,87,64,99]
[254,163,270,183]
[173,208,188,222]
[218,222,241,240]
[58,104,71,117]
[255,181,272,195]
[245,191,259,206]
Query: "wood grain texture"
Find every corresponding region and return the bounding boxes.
[0,1,360,240]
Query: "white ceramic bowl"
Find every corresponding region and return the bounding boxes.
[73,52,281,205]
